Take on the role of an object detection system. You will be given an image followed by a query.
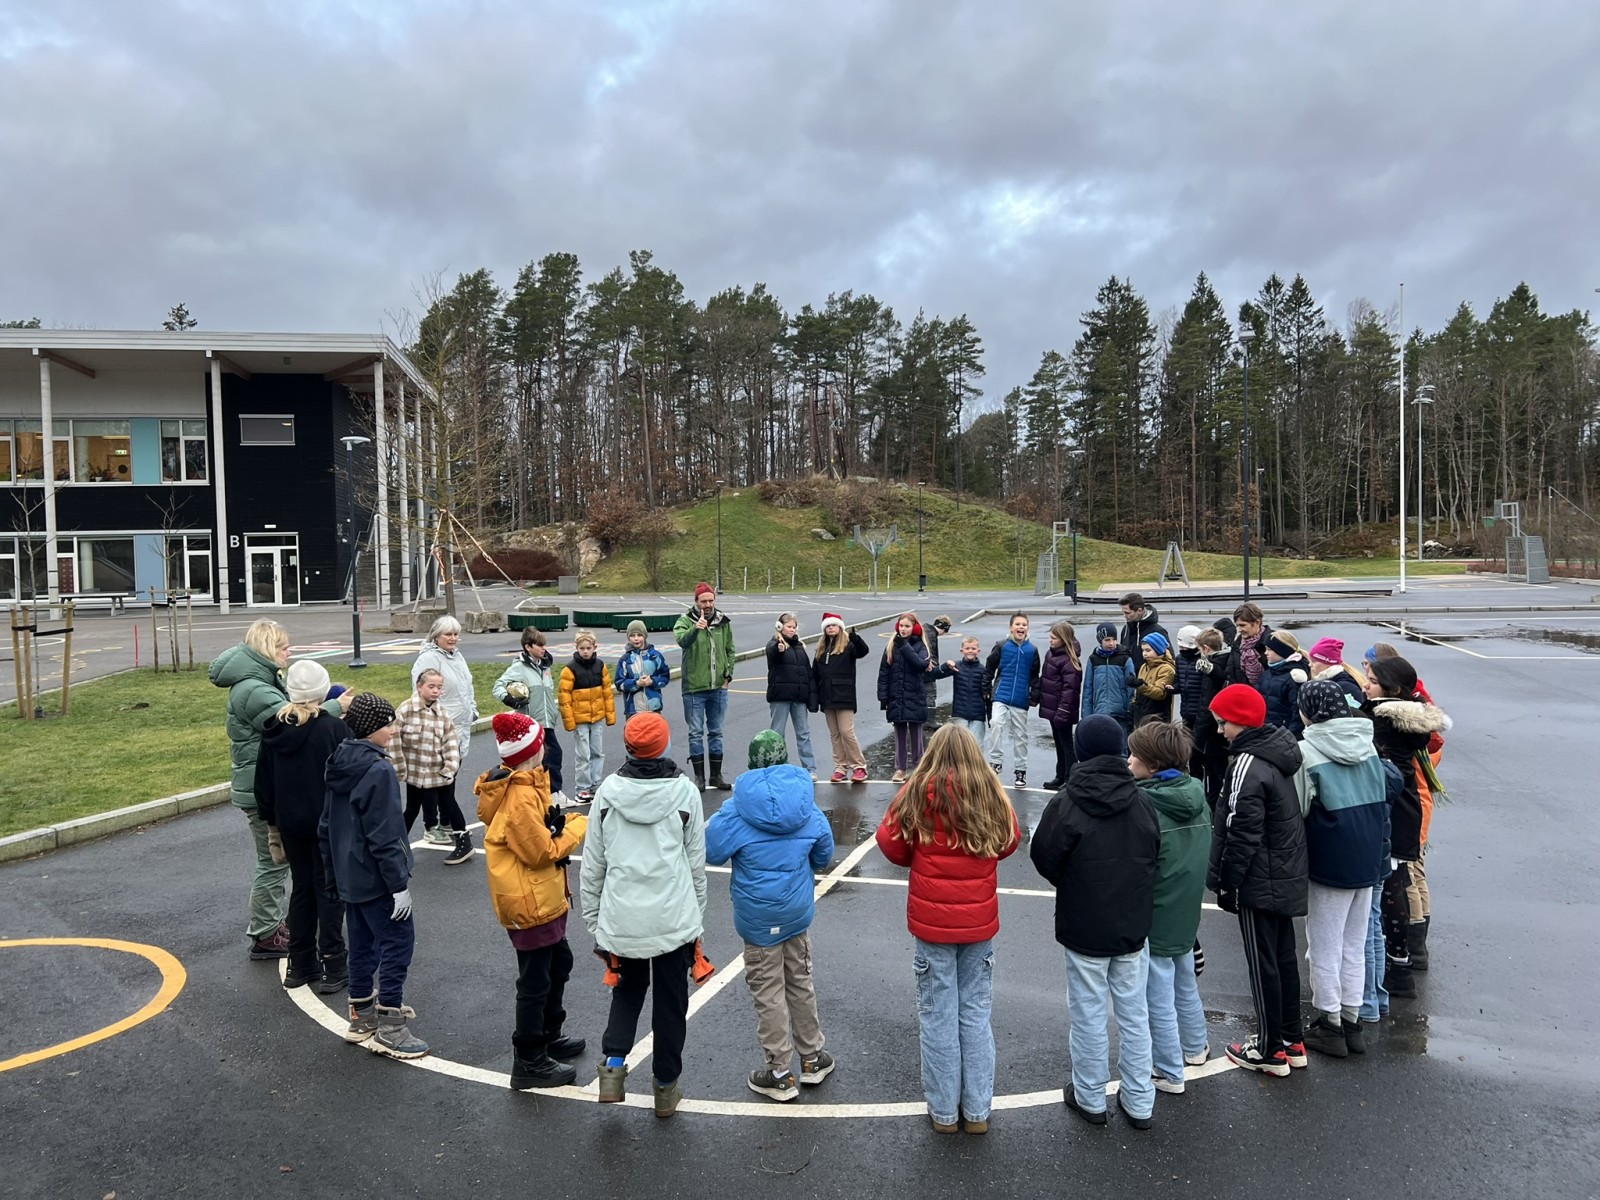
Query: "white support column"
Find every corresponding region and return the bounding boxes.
[37,355,61,603]
[373,358,390,608]
[209,355,231,612]
[414,386,427,599]
[396,378,410,605]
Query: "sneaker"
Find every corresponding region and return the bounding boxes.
[550,790,576,809]
[1042,777,1064,791]
[652,1077,682,1118]
[891,770,907,784]
[1342,1018,1366,1055]
[747,1068,798,1102]
[443,831,476,865]
[1062,1086,1107,1126]
[1283,1040,1308,1069]
[1184,1043,1210,1066]
[546,1034,586,1059]
[1226,1038,1290,1077]
[799,1050,835,1085]
[1152,1074,1186,1094]
[1117,1094,1153,1130]
[576,788,596,803]
[990,763,1002,777]
[830,769,848,783]
[424,826,453,845]
[809,770,818,782]
[369,1005,429,1059]
[850,767,868,784]
[248,924,290,960]
[510,1052,577,1090]
[1304,1014,1348,1059]
[597,1060,628,1102]
[1013,771,1027,789]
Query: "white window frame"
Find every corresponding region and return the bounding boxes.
[160,418,209,483]
[239,414,296,446]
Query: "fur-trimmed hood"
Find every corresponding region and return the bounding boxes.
[1368,697,1451,735]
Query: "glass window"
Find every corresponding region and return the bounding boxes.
[240,414,295,445]
[73,419,133,483]
[161,419,209,481]
[0,420,11,483]
[164,535,212,594]
[15,421,42,480]
[75,538,136,594]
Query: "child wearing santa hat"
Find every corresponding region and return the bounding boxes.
[812,613,872,783]
[475,712,590,1090]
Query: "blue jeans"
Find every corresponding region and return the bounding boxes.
[347,895,416,1008]
[572,722,605,792]
[951,717,986,738]
[768,701,816,770]
[1065,946,1154,1119]
[1361,880,1389,1020]
[1146,950,1208,1083]
[913,938,996,1124]
[681,688,728,759]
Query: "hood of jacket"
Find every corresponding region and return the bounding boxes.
[325,737,389,792]
[209,642,279,690]
[1229,723,1304,774]
[1302,716,1376,765]
[473,765,541,826]
[1140,772,1207,824]
[1368,697,1448,735]
[603,759,691,824]
[1068,755,1142,817]
[728,764,817,836]
[261,710,334,758]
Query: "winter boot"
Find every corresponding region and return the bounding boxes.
[344,993,379,1043]
[510,1045,578,1090]
[708,754,732,790]
[1342,1018,1366,1055]
[690,755,707,791]
[369,1004,429,1059]
[283,956,321,990]
[1385,957,1418,998]
[653,1077,683,1118]
[597,1059,629,1103]
[314,952,349,996]
[1408,918,1430,972]
[443,830,475,865]
[1303,1011,1349,1058]
[545,1034,586,1059]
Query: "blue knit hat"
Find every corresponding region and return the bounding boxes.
[1141,631,1170,656]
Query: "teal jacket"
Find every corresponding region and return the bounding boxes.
[673,606,735,695]
[210,643,339,809]
[580,759,707,959]
[492,650,562,729]
[1139,771,1211,957]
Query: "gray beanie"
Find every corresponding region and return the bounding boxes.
[626,619,647,638]
[285,659,331,704]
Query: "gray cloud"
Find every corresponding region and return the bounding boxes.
[1,0,1595,395]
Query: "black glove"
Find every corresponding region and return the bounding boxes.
[1215,889,1240,915]
[544,805,566,836]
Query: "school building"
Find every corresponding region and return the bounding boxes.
[0,330,438,611]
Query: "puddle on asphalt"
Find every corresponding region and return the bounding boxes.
[1512,627,1600,653]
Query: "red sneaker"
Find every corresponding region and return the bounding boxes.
[850,767,868,783]
[1283,1040,1308,1069]
[1226,1038,1290,1077]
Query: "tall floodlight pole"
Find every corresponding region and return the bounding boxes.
[340,435,372,668]
[1414,384,1435,560]
[1256,466,1266,587]
[1069,449,1083,604]
[916,481,926,592]
[1398,283,1408,594]
[1239,328,1256,599]
[714,479,725,593]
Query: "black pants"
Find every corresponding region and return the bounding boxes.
[542,730,564,794]
[280,830,345,974]
[601,941,695,1084]
[1381,861,1413,960]
[1048,719,1077,783]
[1202,738,1230,813]
[1238,907,1303,1048]
[514,937,574,1056]
[404,782,465,833]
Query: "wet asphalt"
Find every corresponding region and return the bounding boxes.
[2,585,1598,1199]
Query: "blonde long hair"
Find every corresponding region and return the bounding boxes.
[885,611,921,664]
[885,725,1017,858]
[1049,621,1082,671]
[815,625,851,661]
[244,618,289,661]
[273,699,325,726]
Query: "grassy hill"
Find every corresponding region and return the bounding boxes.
[582,484,1465,592]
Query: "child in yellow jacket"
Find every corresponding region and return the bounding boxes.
[559,631,617,803]
[476,713,589,1090]
[1132,631,1178,726]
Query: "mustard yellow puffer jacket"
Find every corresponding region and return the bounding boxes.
[559,655,616,730]
[474,765,589,931]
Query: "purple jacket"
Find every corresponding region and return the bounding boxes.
[1038,645,1083,726]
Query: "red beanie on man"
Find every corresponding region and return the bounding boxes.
[1210,683,1267,728]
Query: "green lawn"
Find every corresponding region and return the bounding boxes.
[1,662,506,837]
[583,487,1465,592]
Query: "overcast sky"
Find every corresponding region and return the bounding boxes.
[2,0,1596,400]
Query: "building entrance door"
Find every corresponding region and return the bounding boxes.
[245,535,300,607]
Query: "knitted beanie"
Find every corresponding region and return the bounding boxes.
[693,582,715,600]
[624,712,671,759]
[1210,683,1266,728]
[1307,637,1345,666]
[1298,679,1353,725]
[1074,714,1128,760]
[747,729,789,769]
[1141,631,1170,657]
[492,711,544,768]
[345,692,397,740]
[626,619,647,638]
[1176,625,1202,650]
[1095,622,1118,641]
[285,659,331,704]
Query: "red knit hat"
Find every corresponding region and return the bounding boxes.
[1210,683,1267,728]
[821,612,844,629]
[492,712,544,768]
[693,582,716,600]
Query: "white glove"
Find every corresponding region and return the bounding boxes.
[391,889,413,921]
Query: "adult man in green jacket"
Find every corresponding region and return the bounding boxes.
[673,582,736,790]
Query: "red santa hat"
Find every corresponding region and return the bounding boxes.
[492,711,545,769]
[821,613,844,630]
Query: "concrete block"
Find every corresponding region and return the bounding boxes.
[463,610,506,634]
[54,797,182,846]
[388,611,422,633]
[0,827,58,863]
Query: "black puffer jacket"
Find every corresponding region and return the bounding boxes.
[766,635,817,708]
[1364,696,1448,860]
[813,631,871,712]
[1030,755,1161,956]
[1119,606,1170,657]
[256,710,351,837]
[877,635,930,724]
[1207,724,1307,915]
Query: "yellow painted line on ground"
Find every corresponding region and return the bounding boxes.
[0,938,187,1072]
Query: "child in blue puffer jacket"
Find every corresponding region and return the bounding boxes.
[705,730,836,1103]
[935,635,992,738]
[1083,622,1136,729]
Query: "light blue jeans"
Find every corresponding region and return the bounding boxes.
[913,938,996,1125]
[951,717,986,738]
[1361,881,1389,1021]
[1146,950,1209,1084]
[572,722,605,792]
[1065,946,1154,1119]
[768,701,816,770]
[681,688,728,759]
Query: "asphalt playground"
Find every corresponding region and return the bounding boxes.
[2,578,1598,1198]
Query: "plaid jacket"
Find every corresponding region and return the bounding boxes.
[392,695,462,788]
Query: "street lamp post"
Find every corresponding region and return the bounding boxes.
[1414,385,1435,560]
[916,482,926,592]
[340,435,372,669]
[714,479,724,592]
[1256,466,1265,587]
[1239,328,1256,599]
[1068,449,1083,605]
